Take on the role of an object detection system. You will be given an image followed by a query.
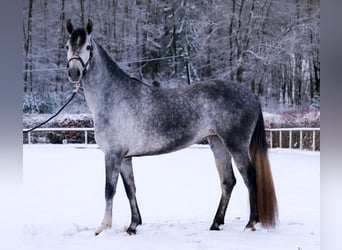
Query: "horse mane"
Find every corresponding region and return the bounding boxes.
[93,40,131,79]
[93,39,150,87]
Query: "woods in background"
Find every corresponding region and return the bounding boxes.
[23,0,320,113]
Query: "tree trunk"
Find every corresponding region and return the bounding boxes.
[228,0,236,81]
[24,0,34,93]
[79,0,84,26]
[56,0,65,94]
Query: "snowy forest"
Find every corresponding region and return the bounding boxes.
[23,0,320,114]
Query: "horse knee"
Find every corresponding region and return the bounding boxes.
[222,176,236,190]
[222,176,236,193]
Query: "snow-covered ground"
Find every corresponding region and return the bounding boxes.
[23,145,320,250]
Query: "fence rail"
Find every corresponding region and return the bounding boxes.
[24,128,94,145]
[23,127,320,151]
[266,127,320,151]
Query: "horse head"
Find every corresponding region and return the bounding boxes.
[66,19,93,83]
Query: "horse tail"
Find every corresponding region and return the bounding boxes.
[249,107,278,228]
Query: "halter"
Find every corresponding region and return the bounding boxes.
[66,44,93,77]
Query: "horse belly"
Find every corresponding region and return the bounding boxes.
[126,125,205,157]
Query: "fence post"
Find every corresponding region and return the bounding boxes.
[312,130,316,151]
[85,130,88,144]
[289,130,292,149]
[28,131,31,144]
[279,130,282,148]
[300,130,303,150]
[270,131,273,148]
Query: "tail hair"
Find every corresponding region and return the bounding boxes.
[250,108,278,228]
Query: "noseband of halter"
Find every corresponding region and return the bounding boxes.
[66,44,93,77]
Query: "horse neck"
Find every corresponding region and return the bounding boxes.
[82,40,147,113]
[86,41,131,88]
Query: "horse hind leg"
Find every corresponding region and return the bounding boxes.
[208,135,236,231]
[230,148,259,231]
[120,157,142,235]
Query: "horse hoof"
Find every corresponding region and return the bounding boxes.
[244,222,256,231]
[209,223,221,231]
[95,223,111,236]
[126,227,137,235]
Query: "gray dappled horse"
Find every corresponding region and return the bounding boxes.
[66,19,278,236]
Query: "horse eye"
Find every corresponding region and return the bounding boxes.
[66,45,69,50]
[86,45,91,50]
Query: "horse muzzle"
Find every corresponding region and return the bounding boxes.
[67,55,91,83]
[68,66,82,83]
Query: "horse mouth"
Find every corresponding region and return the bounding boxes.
[68,78,80,84]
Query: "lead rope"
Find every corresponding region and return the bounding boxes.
[23,82,81,133]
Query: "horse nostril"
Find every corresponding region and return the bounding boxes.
[77,70,80,77]
[68,70,72,77]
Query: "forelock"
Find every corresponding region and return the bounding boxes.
[70,28,87,50]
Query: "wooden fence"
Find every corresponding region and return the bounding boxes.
[266,128,320,151]
[23,127,320,151]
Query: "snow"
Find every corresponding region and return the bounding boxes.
[23,145,320,250]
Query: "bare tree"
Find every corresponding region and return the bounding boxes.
[23,0,320,113]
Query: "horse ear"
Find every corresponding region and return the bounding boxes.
[66,19,73,34]
[86,19,93,34]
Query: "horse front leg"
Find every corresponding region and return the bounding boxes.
[95,152,122,236]
[120,157,142,235]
